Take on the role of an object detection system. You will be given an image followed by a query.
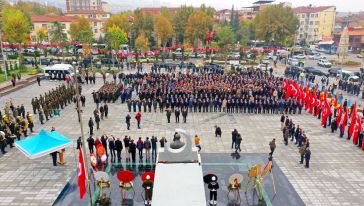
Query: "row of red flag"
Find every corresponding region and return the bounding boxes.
[283,79,363,149]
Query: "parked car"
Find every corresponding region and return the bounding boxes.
[357,54,363,58]
[288,58,300,66]
[328,68,342,77]
[318,59,332,68]
[293,54,306,59]
[308,53,322,60]
[304,67,328,76]
[40,58,51,66]
[284,66,304,76]
[257,64,272,71]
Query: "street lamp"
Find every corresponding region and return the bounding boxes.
[72,61,93,206]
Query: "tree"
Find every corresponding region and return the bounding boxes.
[69,17,93,44]
[2,7,30,45]
[143,13,155,47]
[254,5,299,46]
[2,7,31,66]
[135,31,149,52]
[155,15,174,48]
[238,20,254,47]
[105,25,128,67]
[173,5,194,44]
[199,4,215,17]
[185,11,212,46]
[103,14,131,33]
[48,21,68,60]
[37,27,47,43]
[216,25,235,48]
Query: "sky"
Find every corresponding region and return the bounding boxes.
[160,0,364,12]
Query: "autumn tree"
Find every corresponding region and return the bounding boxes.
[215,25,235,64]
[173,5,194,44]
[254,5,298,46]
[184,10,212,47]
[69,17,93,44]
[36,27,47,43]
[135,32,150,52]
[103,14,131,33]
[2,7,31,66]
[155,15,174,49]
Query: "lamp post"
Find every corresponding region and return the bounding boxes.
[0,31,7,80]
[72,61,92,206]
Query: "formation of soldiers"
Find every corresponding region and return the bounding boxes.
[31,84,76,124]
[119,72,303,115]
[93,82,123,104]
[0,101,34,154]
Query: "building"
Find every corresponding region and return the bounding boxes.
[66,0,102,12]
[335,12,364,33]
[240,0,275,20]
[139,7,180,16]
[65,9,110,20]
[214,9,232,23]
[31,16,104,42]
[333,27,364,54]
[293,6,336,44]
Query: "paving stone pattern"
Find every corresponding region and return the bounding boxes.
[0,70,363,205]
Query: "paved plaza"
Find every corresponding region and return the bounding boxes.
[0,70,364,206]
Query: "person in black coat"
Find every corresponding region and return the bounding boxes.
[175,108,180,123]
[215,125,222,137]
[208,176,219,205]
[101,135,108,157]
[304,147,311,168]
[182,107,188,123]
[104,103,108,118]
[87,136,95,153]
[115,138,123,162]
[76,137,82,150]
[88,117,94,135]
[129,140,137,163]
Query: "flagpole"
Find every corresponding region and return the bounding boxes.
[72,61,93,206]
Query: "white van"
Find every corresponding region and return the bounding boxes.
[44,64,74,78]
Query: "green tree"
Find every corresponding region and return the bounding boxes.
[185,11,212,46]
[155,15,174,48]
[238,20,254,47]
[103,14,131,33]
[105,25,128,50]
[105,25,128,67]
[48,21,68,60]
[135,31,150,52]
[173,5,194,44]
[143,13,155,47]
[254,5,298,46]
[199,4,215,17]
[216,25,235,47]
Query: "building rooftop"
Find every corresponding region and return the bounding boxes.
[292,6,335,14]
[253,0,274,4]
[31,16,103,23]
[65,9,109,15]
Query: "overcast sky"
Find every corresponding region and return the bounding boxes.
[159,0,364,12]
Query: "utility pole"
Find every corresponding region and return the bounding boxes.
[72,61,93,205]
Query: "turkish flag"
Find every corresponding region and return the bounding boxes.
[348,103,357,138]
[352,117,362,144]
[336,105,343,126]
[341,111,349,133]
[78,149,87,199]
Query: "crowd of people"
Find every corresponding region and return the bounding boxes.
[31,84,76,124]
[0,101,34,154]
[117,72,304,116]
[280,115,311,168]
[92,82,123,104]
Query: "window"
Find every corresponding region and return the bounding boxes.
[41,24,47,29]
[301,21,304,25]
[310,21,313,25]
[315,14,318,18]
[94,29,97,33]
[302,14,305,18]
[94,22,97,26]
[311,14,314,18]
[315,21,319,25]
